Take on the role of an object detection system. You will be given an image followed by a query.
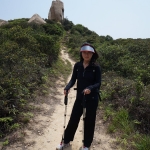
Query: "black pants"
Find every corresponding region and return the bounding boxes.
[64,97,98,147]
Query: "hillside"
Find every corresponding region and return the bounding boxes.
[0,18,150,150]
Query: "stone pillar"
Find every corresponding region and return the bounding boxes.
[48,0,64,22]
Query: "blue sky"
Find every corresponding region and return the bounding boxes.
[0,0,150,39]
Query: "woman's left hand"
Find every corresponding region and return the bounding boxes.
[83,89,91,95]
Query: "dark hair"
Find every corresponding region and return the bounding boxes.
[80,42,99,64]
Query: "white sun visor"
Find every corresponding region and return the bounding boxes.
[80,45,95,53]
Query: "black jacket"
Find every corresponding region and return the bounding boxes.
[65,61,101,100]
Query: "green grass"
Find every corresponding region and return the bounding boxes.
[101,104,150,149]
[134,135,150,150]
[51,56,72,83]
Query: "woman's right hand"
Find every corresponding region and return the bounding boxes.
[64,90,70,96]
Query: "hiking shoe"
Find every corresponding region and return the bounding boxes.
[82,146,89,150]
[56,142,70,150]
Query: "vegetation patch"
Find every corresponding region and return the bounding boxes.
[0,17,150,149]
[0,19,64,139]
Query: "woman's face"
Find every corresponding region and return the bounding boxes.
[81,51,93,62]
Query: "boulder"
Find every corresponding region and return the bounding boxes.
[28,14,46,24]
[0,19,9,26]
[48,0,64,22]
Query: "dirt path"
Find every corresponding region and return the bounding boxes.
[3,47,117,150]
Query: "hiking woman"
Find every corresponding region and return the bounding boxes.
[56,42,101,150]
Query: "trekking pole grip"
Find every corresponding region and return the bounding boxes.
[64,90,68,105]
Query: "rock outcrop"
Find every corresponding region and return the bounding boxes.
[0,19,9,26]
[48,0,64,22]
[28,14,46,24]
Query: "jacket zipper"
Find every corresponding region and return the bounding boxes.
[83,69,86,77]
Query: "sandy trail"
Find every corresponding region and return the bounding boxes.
[3,47,117,150]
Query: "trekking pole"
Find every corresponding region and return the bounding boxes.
[82,94,86,149]
[62,90,68,150]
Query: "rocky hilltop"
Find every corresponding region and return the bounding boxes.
[0,0,64,26]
